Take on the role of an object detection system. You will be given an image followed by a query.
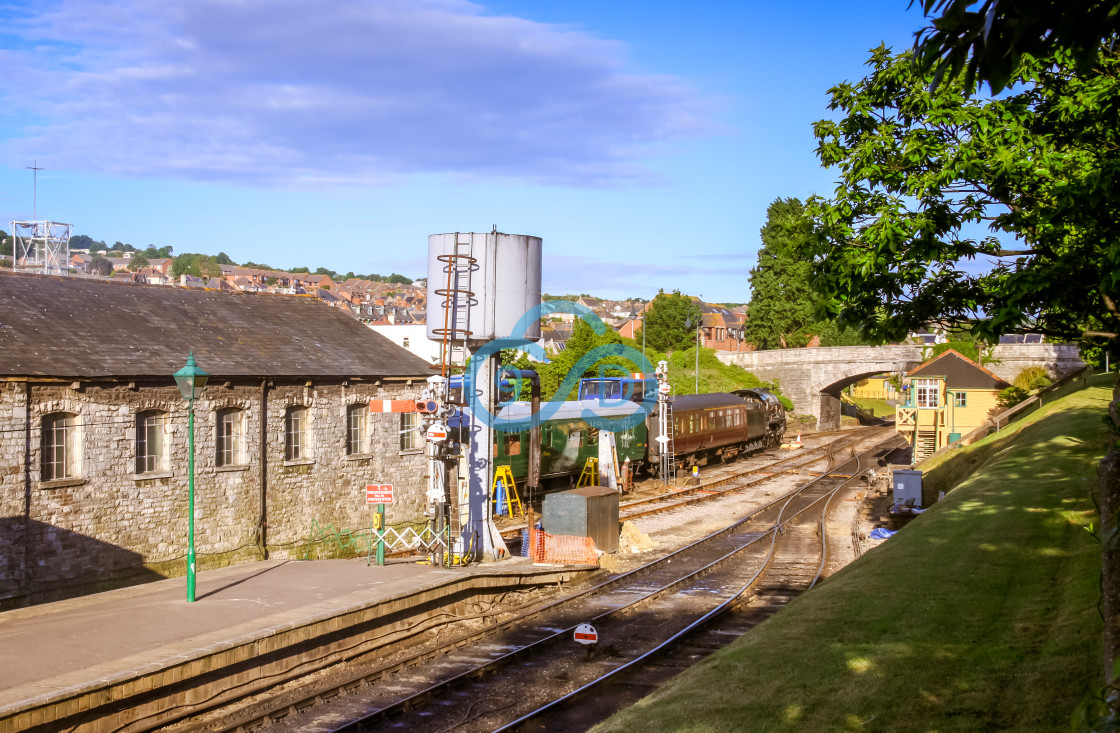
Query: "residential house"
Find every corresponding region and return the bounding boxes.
[894,349,1011,462]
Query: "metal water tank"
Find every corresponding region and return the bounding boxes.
[426,231,542,345]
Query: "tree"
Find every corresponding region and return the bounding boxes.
[805,42,1120,690]
[128,254,150,271]
[89,254,112,276]
[215,251,233,265]
[143,245,159,258]
[636,290,702,352]
[912,0,1120,92]
[0,230,10,257]
[746,198,818,349]
[198,256,223,279]
[387,273,413,285]
[806,45,1120,349]
[170,253,221,279]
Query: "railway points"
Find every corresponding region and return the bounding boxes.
[175,431,902,732]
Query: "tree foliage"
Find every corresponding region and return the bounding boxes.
[746,197,869,349]
[806,45,1120,355]
[171,253,222,279]
[912,0,1120,92]
[636,290,702,352]
[88,254,112,276]
[128,254,150,271]
[746,198,818,349]
[0,230,10,256]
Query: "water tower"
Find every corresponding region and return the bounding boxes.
[427,230,542,559]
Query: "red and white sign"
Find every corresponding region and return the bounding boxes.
[369,400,418,414]
[573,622,598,645]
[426,423,448,441]
[366,484,394,504]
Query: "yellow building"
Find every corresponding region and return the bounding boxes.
[850,377,899,401]
[895,349,1010,462]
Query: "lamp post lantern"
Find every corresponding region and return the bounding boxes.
[174,352,209,602]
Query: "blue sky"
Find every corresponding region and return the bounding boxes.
[0,0,928,303]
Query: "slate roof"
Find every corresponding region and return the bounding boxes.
[907,349,1010,390]
[0,272,432,379]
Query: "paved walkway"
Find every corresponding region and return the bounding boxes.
[0,557,487,708]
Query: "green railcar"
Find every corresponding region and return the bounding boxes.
[494,401,648,489]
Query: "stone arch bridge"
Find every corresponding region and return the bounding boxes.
[717,343,1085,430]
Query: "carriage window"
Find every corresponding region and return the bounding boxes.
[504,433,522,456]
[568,429,582,447]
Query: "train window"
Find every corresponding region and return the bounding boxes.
[688,415,696,433]
[504,433,522,456]
[568,429,582,446]
[589,428,599,445]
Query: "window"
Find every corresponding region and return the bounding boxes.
[285,406,307,461]
[954,392,967,408]
[400,412,420,451]
[216,408,245,466]
[42,412,79,480]
[136,410,168,473]
[504,433,522,456]
[914,379,940,408]
[402,337,410,348]
[347,404,368,455]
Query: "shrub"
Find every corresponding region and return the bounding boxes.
[996,386,1030,410]
[1013,366,1052,392]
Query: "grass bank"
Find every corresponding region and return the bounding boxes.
[850,396,896,417]
[596,375,1114,732]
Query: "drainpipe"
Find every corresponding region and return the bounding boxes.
[258,379,269,559]
[23,380,32,596]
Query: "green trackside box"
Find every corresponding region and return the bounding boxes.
[542,486,620,553]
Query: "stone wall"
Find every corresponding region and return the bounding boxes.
[0,377,427,608]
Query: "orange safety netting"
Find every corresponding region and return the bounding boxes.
[527,528,599,565]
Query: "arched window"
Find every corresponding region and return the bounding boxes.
[346,404,368,455]
[285,406,308,461]
[136,410,168,473]
[216,408,245,466]
[42,412,80,480]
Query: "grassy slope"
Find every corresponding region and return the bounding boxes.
[850,396,896,417]
[596,375,1113,733]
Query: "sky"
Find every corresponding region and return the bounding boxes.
[0,0,930,303]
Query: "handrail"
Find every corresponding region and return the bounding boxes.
[916,364,1093,466]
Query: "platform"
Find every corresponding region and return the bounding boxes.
[0,557,595,733]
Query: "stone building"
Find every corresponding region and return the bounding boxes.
[0,272,432,608]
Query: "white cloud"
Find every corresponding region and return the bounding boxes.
[2,0,716,187]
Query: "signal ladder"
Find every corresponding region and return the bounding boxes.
[431,233,479,557]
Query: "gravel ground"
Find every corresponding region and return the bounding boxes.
[600,428,897,575]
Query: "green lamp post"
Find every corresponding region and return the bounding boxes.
[174,352,209,602]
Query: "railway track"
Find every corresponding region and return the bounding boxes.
[197,433,902,733]
[497,426,885,540]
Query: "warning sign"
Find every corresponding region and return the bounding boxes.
[426,423,448,441]
[573,622,598,645]
[366,484,394,504]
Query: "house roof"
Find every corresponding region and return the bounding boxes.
[907,349,1010,390]
[0,271,432,379]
